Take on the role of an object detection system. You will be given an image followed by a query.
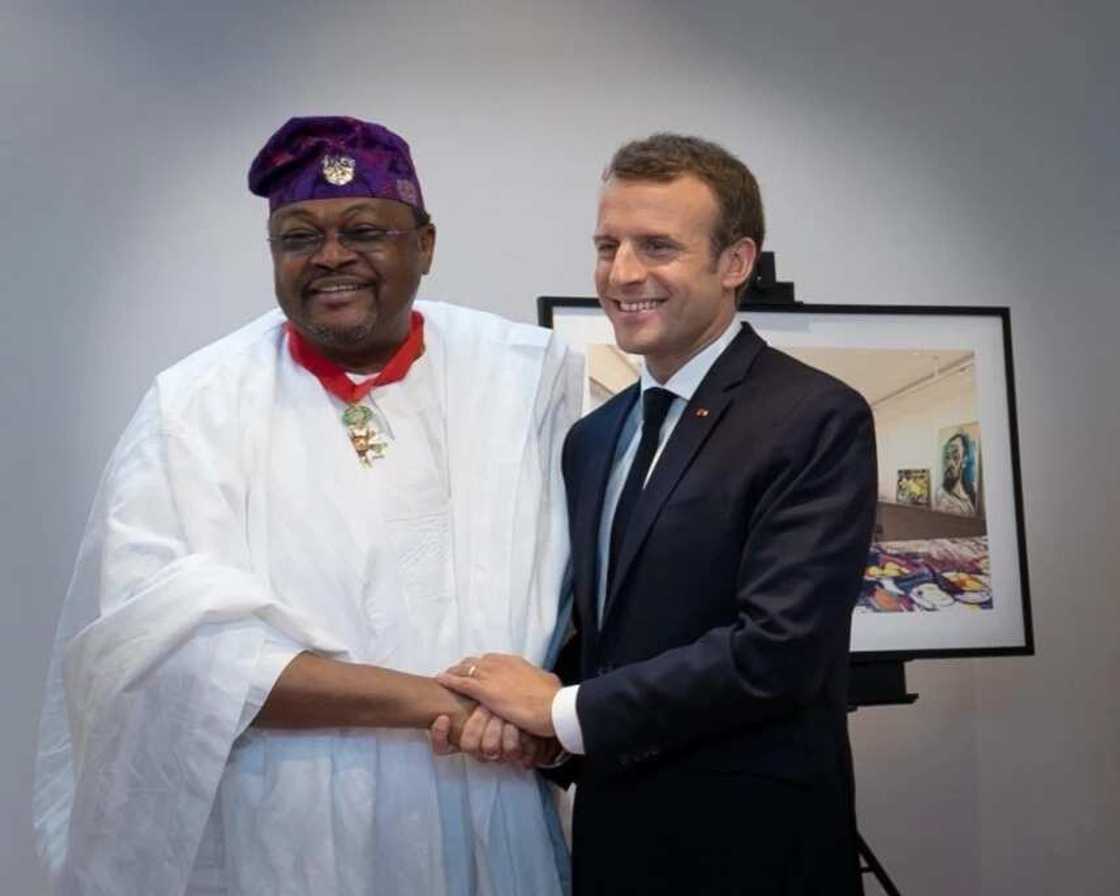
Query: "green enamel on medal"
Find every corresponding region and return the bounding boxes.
[342,403,388,466]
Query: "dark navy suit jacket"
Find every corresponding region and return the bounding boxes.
[558,322,876,895]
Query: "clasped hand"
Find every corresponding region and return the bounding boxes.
[430,653,563,768]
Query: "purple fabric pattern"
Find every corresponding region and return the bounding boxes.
[248,116,425,214]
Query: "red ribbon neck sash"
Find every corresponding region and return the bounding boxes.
[286,311,425,404]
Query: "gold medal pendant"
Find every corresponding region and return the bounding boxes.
[342,403,388,467]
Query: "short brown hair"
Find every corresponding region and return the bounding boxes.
[604,133,765,257]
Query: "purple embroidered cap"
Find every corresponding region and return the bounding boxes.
[248,116,425,214]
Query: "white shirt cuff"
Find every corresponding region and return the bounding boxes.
[550,685,586,755]
[236,638,304,735]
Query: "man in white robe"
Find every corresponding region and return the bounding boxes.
[34,116,579,895]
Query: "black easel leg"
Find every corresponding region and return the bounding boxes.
[857,830,902,896]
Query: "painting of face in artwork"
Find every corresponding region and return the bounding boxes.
[935,424,982,517]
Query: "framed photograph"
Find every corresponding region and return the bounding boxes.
[539,298,1033,660]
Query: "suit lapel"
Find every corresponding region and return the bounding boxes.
[601,325,766,628]
[574,386,638,631]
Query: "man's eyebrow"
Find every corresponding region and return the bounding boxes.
[270,209,318,227]
[271,202,383,226]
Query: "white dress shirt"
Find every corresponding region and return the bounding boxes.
[551,317,742,754]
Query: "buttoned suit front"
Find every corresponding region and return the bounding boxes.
[558,322,876,895]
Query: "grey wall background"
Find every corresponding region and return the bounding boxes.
[2,1,1117,893]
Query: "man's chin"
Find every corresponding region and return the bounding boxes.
[611,326,660,358]
[305,318,377,350]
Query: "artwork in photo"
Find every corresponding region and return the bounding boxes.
[541,300,1031,657]
[935,423,983,517]
[896,469,931,507]
[585,340,994,613]
[769,346,993,616]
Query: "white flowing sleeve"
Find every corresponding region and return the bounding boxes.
[235,636,306,734]
[34,386,344,894]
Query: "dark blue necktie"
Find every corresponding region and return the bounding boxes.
[608,387,675,592]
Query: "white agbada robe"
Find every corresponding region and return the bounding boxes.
[34,301,581,896]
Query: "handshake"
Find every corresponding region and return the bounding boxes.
[430,653,565,769]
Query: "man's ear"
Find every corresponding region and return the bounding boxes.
[720,237,758,292]
[418,224,437,275]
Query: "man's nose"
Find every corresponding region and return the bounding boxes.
[608,243,646,288]
[310,231,357,267]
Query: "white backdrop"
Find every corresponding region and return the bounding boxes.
[2,1,1117,893]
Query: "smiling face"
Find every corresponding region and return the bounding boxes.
[269,196,435,371]
[593,175,755,382]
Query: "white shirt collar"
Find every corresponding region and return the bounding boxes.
[638,316,741,402]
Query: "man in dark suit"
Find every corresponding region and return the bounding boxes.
[439,134,876,895]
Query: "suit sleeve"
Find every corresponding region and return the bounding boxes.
[575,384,877,763]
[555,417,588,688]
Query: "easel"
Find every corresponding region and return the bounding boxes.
[848,660,916,896]
[741,255,911,896]
[738,250,796,305]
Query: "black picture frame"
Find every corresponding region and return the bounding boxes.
[539,297,1034,661]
